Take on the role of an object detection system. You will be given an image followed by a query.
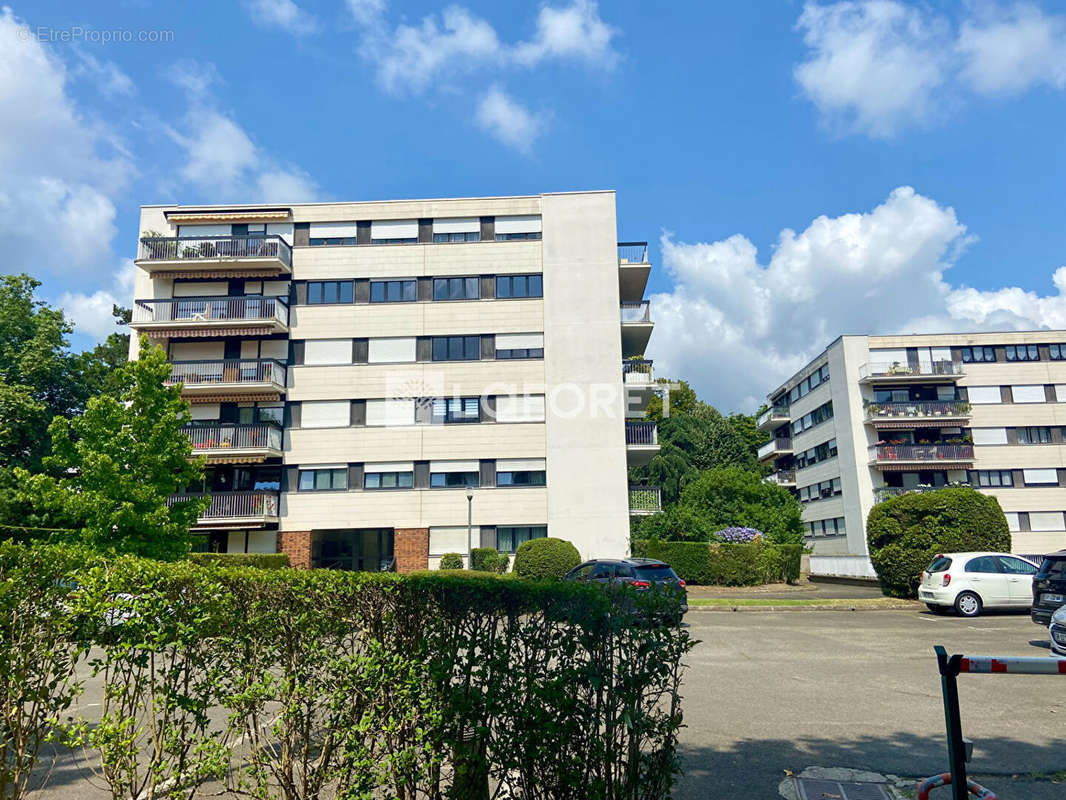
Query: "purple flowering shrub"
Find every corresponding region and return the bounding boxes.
[713,527,763,543]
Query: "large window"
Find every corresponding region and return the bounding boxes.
[960,346,996,363]
[496,275,543,299]
[433,277,479,301]
[1017,426,1052,444]
[972,470,1013,487]
[1006,344,1040,362]
[790,400,833,435]
[433,231,480,243]
[307,281,353,304]
[497,469,546,486]
[429,468,479,488]
[1050,344,1066,360]
[298,467,347,491]
[787,363,830,403]
[370,280,416,303]
[496,333,544,360]
[432,336,480,361]
[798,477,841,503]
[795,438,837,470]
[431,397,480,424]
[364,469,414,489]
[496,525,547,553]
[805,517,845,537]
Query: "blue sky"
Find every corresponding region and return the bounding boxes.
[4,0,1066,410]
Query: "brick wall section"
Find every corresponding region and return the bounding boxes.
[278,531,312,569]
[395,528,429,573]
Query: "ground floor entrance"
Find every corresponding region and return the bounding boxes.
[311,528,394,571]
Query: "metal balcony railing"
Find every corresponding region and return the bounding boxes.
[757,404,790,427]
[623,359,654,378]
[138,235,292,268]
[184,423,283,452]
[871,444,974,462]
[167,491,280,521]
[758,437,792,460]
[629,486,662,513]
[768,469,796,485]
[618,241,648,264]
[620,301,651,323]
[874,484,972,502]
[132,296,289,326]
[625,421,658,446]
[166,359,286,387]
[864,400,971,420]
[858,361,963,380]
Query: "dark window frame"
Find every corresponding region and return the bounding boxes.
[369,279,417,303]
[363,471,415,490]
[495,274,543,299]
[297,467,348,491]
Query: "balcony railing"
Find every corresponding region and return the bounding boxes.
[871,444,974,462]
[620,301,651,323]
[625,421,658,446]
[623,359,654,379]
[184,423,283,452]
[767,469,796,486]
[858,361,963,380]
[618,241,648,264]
[874,484,972,503]
[758,437,792,460]
[138,235,292,268]
[132,296,289,326]
[167,491,280,521]
[864,400,971,420]
[166,359,286,387]
[757,405,790,428]
[629,486,661,513]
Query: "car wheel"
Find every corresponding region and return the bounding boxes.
[954,591,983,618]
[926,603,947,614]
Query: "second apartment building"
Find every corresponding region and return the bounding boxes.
[129,191,660,571]
[759,332,1066,578]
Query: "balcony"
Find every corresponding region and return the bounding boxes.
[168,491,280,528]
[869,444,974,469]
[130,296,289,337]
[864,400,971,427]
[629,486,662,515]
[758,437,793,463]
[858,361,964,384]
[166,359,286,402]
[623,359,657,410]
[618,241,650,302]
[874,483,972,503]
[135,235,292,276]
[620,301,653,358]
[185,423,283,463]
[765,469,796,488]
[757,404,790,432]
[625,421,660,466]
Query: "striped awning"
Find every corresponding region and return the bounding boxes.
[869,419,970,429]
[147,326,273,339]
[166,210,291,223]
[877,462,973,471]
[151,269,285,279]
[204,455,267,465]
[184,392,282,403]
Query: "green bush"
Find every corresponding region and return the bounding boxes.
[188,552,290,569]
[471,547,501,572]
[633,540,804,585]
[513,537,581,580]
[439,552,464,570]
[867,486,1011,598]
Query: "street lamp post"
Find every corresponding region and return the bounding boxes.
[466,486,474,568]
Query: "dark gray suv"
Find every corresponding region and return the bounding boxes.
[564,558,688,618]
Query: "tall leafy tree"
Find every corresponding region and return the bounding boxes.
[79,304,132,398]
[16,337,206,560]
[679,467,803,544]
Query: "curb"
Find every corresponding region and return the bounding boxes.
[688,603,919,612]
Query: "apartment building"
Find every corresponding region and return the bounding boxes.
[129,191,660,571]
[758,333,1066,578]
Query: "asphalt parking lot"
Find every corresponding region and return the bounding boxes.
[677,608,1066,799]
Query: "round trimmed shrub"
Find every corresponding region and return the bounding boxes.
[513,538,580,580]
[439,552,464,570]
[867,487,1011,598]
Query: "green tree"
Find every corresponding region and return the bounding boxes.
[78,304,131,398]
[678,467,804,544]
[632,504,714,542]
[16,337,206,560]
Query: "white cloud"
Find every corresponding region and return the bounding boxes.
[795,1,1066,137]
[346,0,385,26]
[70,49,136,98]
[255,169,320,203]
[243,0,318,36]
[649,186,1066,412]
[475,87,546,152]
[59,260,136,340]
[513,0,618,68]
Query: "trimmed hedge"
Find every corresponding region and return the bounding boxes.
[632,539,803,585]
[513,537,581,580]
[867,486,1011,598]
[471,547,509,573]
[439,552,464,570]
[188,552,290,569]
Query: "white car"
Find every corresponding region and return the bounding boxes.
[919,552,1039,617]
[1050,605,1066,656]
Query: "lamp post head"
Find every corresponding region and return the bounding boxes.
[466,487,474,501]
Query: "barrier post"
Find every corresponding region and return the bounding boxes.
[934,645,969,800]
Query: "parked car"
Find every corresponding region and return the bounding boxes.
[918,552,1039,617]
[563,558,688,619]
[1031,550,1066,626]
[1049,605,1066,657]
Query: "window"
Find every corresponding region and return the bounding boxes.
[967,386,1001,404]
[494,215,542,240]
[308,222,356,246]
[1050,344,1066,360]
[1017,426,1052,444]
[1006,344,1040,361]
[971,427,1008,445]
[787,363,829,403]
[794,438,838,470]
[253,467,281,491]
[432,217,480,242]
[805,517,845,537]
[257,404,284,425]
[301,400,350,428]
[370,219,418,244]
[431,397,480,424]
[430,471,479,488]
[309,236,356,246]
[960,346,996,363]
[433,231,480,243]
[298,467,347,491]
[370,280,416,303]
[790,401,833,435]
[799,477,841,502]
[496,525,547,553]
[307,281,353,304]
[494,395,545,423]
[364,468,414,489]
[368,337,416,363]
[972,470,1013,487]
[304,339,353,366]
[497,470,546,486]
[998,556,1037,575]
[1023,468,1058,485]
[1011,385,1046,403]
[432,336,480,361]
[433,277,480,301]
[496,274,543,298]
[495,231,542,241]
[965,556,1000,573]
[496,332,544,359]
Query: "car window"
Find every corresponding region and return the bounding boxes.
[997,556,1037,575]
[589,563,615,579]
[634,564,678,581]
[927,556,952,573]
[616,564,635,578]
[1037,558,1066,580]
[965,556,1001,574]
[570,563,595,580]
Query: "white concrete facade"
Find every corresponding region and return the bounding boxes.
[759,332,1066,578]
[129,192,656,569]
